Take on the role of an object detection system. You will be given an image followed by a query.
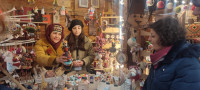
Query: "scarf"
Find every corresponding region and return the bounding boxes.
[150,46,172,69]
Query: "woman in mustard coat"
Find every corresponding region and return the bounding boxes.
[34,24,70,77]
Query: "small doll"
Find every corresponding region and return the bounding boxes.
[62,40,73,65]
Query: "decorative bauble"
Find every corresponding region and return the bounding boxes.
[167,2,173,9]
[127,37,137,47]
[157,1,165,9]
[192,0,200,7]
[191,5,196,11]
[183,5,188,10]
[146,0,155,6]
[175,6,181,13]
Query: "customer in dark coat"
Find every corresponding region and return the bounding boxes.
[142,16,200,90]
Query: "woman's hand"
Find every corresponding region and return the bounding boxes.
[55,56,70,66]
[45,70,56,78]
[73,60,84,67]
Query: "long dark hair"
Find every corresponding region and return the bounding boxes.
[66,29,86,51]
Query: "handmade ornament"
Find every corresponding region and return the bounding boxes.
[146,0,155,6]
[26,23,36,33]
[111,35,115,43]
[34,6,38,13]
[62,40,73,65]
[157,1,165,9]
[98,53,103,69]
[84,14,90,25]
[88,7,95,20]
[167,2,173,9]
[11,24,24,38]
[192,5,196,11]
[53,11,60,23]
[102,20,108,31]
[28,0,35,4]
[116,51,127,64]
[41,7,45,15]
[127,37,137,48]
[175,6,181,13]
[60,6,65,15]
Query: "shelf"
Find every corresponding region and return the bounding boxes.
[0,39,36,46]
[102,43,121,49]
[17,21,48,25]
[102,27,120,33]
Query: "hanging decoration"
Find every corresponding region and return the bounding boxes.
[88,7,95,20]
[33,6,38,13]
[27,0,35,4]
[146,0,155,7]
[60,6,65,16]
[157,1,165,9]
[166,1,173,10]
[175,6,181,13]
[41,7,45,15]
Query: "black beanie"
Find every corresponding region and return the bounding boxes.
[68,19,84,31]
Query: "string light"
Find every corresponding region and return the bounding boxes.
[189,2,193,5]
[182,1,185,4]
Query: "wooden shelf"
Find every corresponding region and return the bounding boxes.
[102,27,120,33]
[17,21,48,25]
[0,39,36,46]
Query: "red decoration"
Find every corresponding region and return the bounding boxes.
[43,15,51,24]
[157,1,165,9]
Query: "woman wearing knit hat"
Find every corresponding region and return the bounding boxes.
[65,19,95,75]
[35,24,70,77]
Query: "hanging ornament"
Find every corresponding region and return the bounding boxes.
[102,20,108,31]
[183,5,188,10]
[60,6,65,15]
[167,2,173,9]
[175,6,181,13]
[53,0,58,7]
[88,7,95,20]
[34,6,38,13]
[157,1,165,9]
[26,23,36,33]
[192,5,196,11]
[146,0,155,7]
[41,7,45,15]
[84,15,90,25]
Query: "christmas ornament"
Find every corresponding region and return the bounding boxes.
[146,0,155,6]
[157,1,165,9]
[167,2,173,9]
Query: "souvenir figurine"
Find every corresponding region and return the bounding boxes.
[62,40,73,65]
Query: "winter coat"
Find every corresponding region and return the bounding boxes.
[34,38,64,68]
[65,36,95,75]
[142,40,200,90]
